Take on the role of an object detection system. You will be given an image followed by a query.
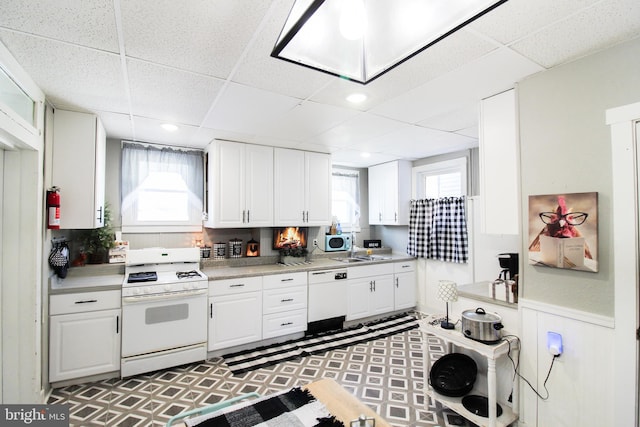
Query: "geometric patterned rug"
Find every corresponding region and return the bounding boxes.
[222,313,420,375]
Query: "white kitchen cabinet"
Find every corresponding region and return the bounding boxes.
[346,263,395,321]
[262,272,307,339]
[274,148,332,226]
[208,276,263,350]
[394,260,417,310]
[52,109,106,229]
[49,290,120,383]
[204,140,273,228]
[479,89,519,235]
[368,160,411,225]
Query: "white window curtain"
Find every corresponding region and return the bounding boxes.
[332,169,360,231]
[121,142,204,233]
[407,196,468,263]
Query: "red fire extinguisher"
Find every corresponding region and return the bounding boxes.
[47,187,61,229]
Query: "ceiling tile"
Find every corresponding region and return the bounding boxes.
[202,82,300,134]
[308,113,406,149]
[0,0,119,52]
[121,0,272,78]
[130,116,203,147]
[371,47,544,124]
[468,0,602,45]
[0,30,128,113]
[370,125,477,159]
[330,149,401,168]
[97,111,133,141]
[509,0,640,68]
[127,58,225,127]
[261,101,359,142]
[417,104,479,134]
[192,127,258,147]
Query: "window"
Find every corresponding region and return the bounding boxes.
[413,157,467,199]
[121,142,204,232]
[332,168,360,231]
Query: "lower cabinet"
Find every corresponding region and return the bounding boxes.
[208,276,263,351]
[394,260,417,310]
[262,272,307,339]
[347,264,395,321]
[49,290,121,383]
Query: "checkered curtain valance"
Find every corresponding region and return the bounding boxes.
[407,196,468,263]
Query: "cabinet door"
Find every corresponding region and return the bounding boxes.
[368,165,383,224]
[347,279,372,321]
[214,141,246,227]
[479,89,518,235]
[305,151,332,225]
[274,148,305,225]
[245,144,273,226]
[394,271,417,310]
[379,162,399,224]
[49,309,120,382]
[370,275,395,315]
[52,109,106,229]
[208,292,262,350]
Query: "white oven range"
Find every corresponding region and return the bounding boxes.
[121,247,207,378]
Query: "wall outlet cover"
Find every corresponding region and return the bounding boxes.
[547,331,563,356]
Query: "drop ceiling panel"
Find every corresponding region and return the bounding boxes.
[0,0,119,52]
[97,111,133,141]
[467,0,602,45]
[370,125,477,159]
[417,104,479,134]
[193,127,257,147]
[121,0,272,78]
[309,113,406,149]
[131,116,203,147]
[202,82,300,134]
[371,47,544,124]
[330,149,401,168]
[0,30,128,113]
[127,58,225,126]
[510,0,640,68]
[261,101,359,142]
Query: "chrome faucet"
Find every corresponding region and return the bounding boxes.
[351,231,357,257]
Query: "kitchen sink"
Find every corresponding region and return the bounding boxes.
[332,255,392,263]
[332,257,365,263]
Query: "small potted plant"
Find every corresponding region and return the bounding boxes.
[279,244,308,264]
[80,204,115,264]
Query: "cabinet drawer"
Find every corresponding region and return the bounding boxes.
[263,309,307,339]
[209,276,262,296]
[263,286,307,314]
[263,272,307,289]
[50,290,121,315]
[394,260,416,273]
[348,263,394,279]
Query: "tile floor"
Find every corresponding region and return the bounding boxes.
[47,329,479,427]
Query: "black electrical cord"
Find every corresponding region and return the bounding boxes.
[502,334,559,401]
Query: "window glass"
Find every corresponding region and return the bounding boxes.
[0,66,35,126]
[413,157,467,199]
[332,168,360,231]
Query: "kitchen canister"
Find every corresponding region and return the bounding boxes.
[228,238,243,258]
[213,242,226,259]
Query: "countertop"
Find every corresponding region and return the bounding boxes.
[49,250,416,294]
[457,281,518,308]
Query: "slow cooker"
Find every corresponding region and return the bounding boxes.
[461,308,504,343]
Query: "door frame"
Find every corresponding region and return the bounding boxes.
[608,101,640,427]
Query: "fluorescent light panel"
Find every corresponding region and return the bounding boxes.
[272,0,508,84]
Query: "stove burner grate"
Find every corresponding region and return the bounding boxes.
[176,270,202,279]
[127,271,158,283]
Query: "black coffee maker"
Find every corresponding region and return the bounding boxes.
[497,253,519,280]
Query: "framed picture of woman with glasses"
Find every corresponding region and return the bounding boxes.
[528,192,598,272]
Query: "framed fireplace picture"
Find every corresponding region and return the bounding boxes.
[528,192,598,272]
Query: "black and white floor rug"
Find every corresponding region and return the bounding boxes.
[222,312,420,375]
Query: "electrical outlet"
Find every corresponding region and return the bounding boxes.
[547,331,563,356]
[313,239,318,247]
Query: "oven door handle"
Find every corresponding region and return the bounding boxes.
[122,289,207,304]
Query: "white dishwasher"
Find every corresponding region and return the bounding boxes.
[307,268,348,334]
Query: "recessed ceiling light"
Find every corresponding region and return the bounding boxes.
[347,93,367,103]
[161,123,178,132]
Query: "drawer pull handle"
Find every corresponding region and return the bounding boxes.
[281,298,293,302]
[230,284,245,288]
[74,299,98,304]
[281,322,293,326]
[281,278,294,282]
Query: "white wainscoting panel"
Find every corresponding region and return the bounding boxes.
[519,298,614,426]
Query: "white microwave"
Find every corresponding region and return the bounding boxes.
[324,235,351,252]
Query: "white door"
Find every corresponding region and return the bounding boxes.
[305,151,332,225]
[216,141,245,227]
[274,148,305,225]
[208,292,262,350]
[394,271,417,310]
[245,144,273,226]
[346,279,371,321]
[370,275,395,315]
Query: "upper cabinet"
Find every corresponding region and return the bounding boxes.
[204,140,273,228]
[479,89,519,235]
[274,148,332,226]
[368,160,411,225]
[52,109,106,229]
